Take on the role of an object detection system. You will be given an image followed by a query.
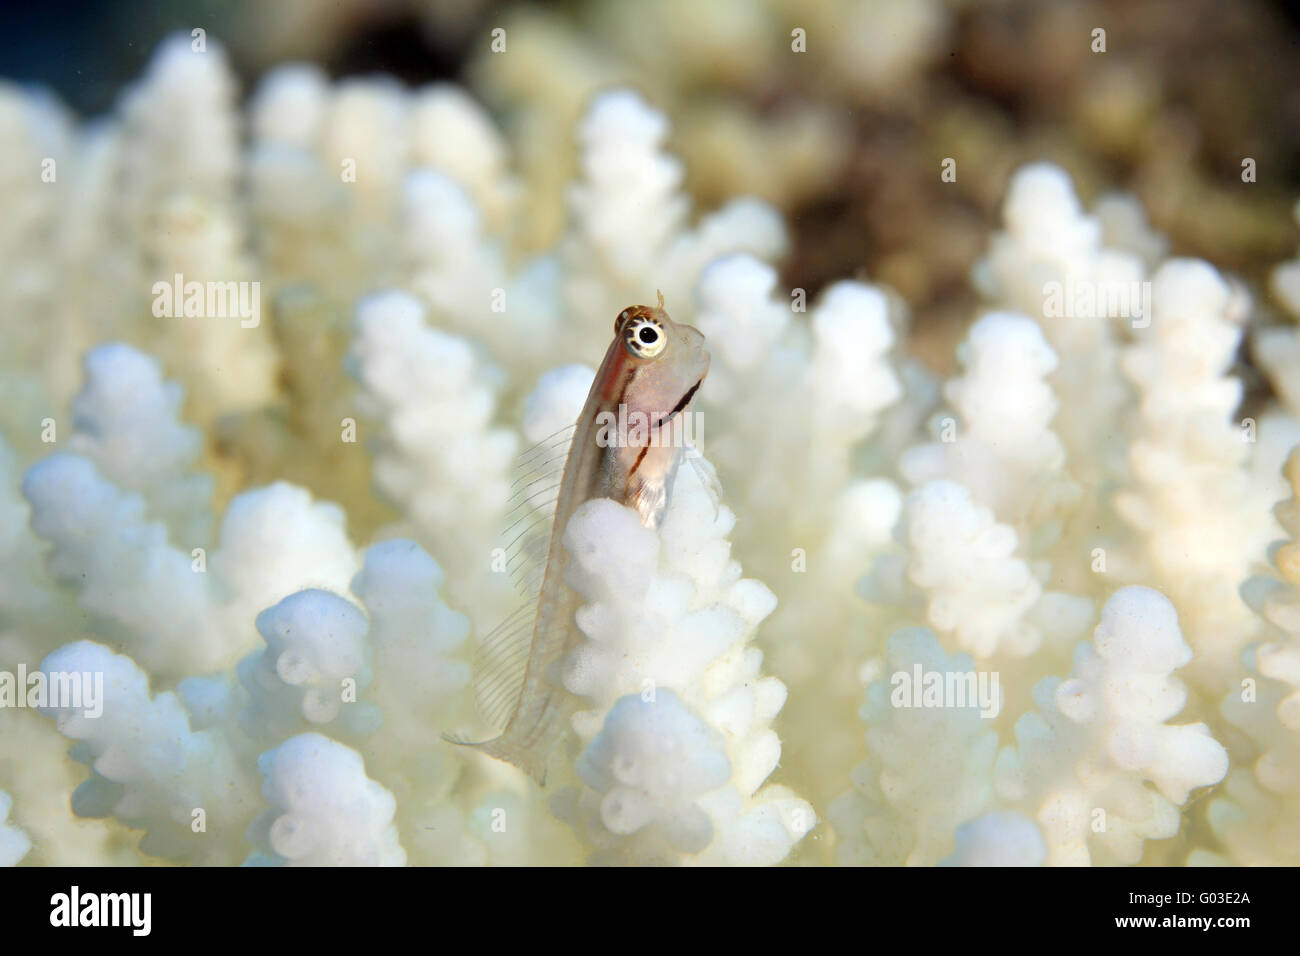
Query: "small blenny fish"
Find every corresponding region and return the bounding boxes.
[447,295,710,784]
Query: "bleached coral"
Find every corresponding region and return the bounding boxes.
[559,455,814,865]
[347,289,516,620]
[690,257,903,551]
[1270,200,1300,322]
[684,254,907,816]
[27,517,563,864]
[247,733,405,866]
[1253,204,1300,422]
[575,690,731,858]
[994,587,1228,865]
[782,0,952,98]
[407,85,519,236]
[112,37,280,422]
[940,810,1047,867]
[1115,260,1274,691]
[3,28,1300,869]
[238,589,377,740]
[349,539,473,742]
[66,344,213,547]
[695,256,901,515]
[23,454,356,678]
[903,481,1090,659]
[900,312,1075,528]
[0,792,31,866]
[829,628,999,865]
[975,162,1142,486]
[1212,448,1300,863]
[37,640,258,865]
[562,91,787,356]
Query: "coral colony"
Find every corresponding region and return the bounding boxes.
[0,28,1298,868]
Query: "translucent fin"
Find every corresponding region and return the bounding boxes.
[628,467,671,530]
[685,447,722,520]
[442,590,577,786]
[469,601,535,730]
[440,730,549,785]
[440,424,577,788]
[500,423,575,600]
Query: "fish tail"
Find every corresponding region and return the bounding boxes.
[441,731,550,786]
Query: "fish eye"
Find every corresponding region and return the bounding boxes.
[624,317,667,358]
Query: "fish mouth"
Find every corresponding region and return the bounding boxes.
[651,377,703,430]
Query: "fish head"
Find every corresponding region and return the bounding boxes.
[613,296,710,418]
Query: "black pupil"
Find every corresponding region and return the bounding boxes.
[639,326,658,345]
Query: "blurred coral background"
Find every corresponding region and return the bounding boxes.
[3,0,1300,868]
[11,0,1300,377]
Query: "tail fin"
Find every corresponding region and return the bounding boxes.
[441,732,549,786]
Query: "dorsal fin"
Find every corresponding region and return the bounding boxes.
[470,601,536,729]
[499,423,575,600]
[457,423,576,736]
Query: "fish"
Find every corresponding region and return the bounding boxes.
[446,294,710,784]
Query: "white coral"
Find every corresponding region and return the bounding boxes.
[3,32,1298,870]
[976,163,1141,484]
[900,312,1073,526]
[995,586,1228,865]
[575,690,730,857]
[1214,447,1300,863]
[0,792,31,866]
[1270,200,1300,322]
[248,733,405,866]
[829,628,999,865]
[562,90,786,355]
[408,84,518,235]
[347,289,516,619]
[238,589,376,738]
[559,454,813,864]
[904,480,1090,659]
[38,640,258,864]
[24,456,356,677]
[66,344,213,546]
[940,811,1047,867]
[1115,259,1274,690]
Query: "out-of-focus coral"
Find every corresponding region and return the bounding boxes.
[829,628,999,865]
[901,312,1074,529]
[38,640,257,865]
[940,811,1047,867]
[346,290,517,622]
[247,733,405,866]
[994,587,1228,866]
[1209,449,1300,864]
[902,480,1079,659]
[1,25,1298,869]
[0,791,31,866]
[1115,261,1275,691]
[974,163,1142,491]
[1254,202,1300,429]
[1272,202,1300,322]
